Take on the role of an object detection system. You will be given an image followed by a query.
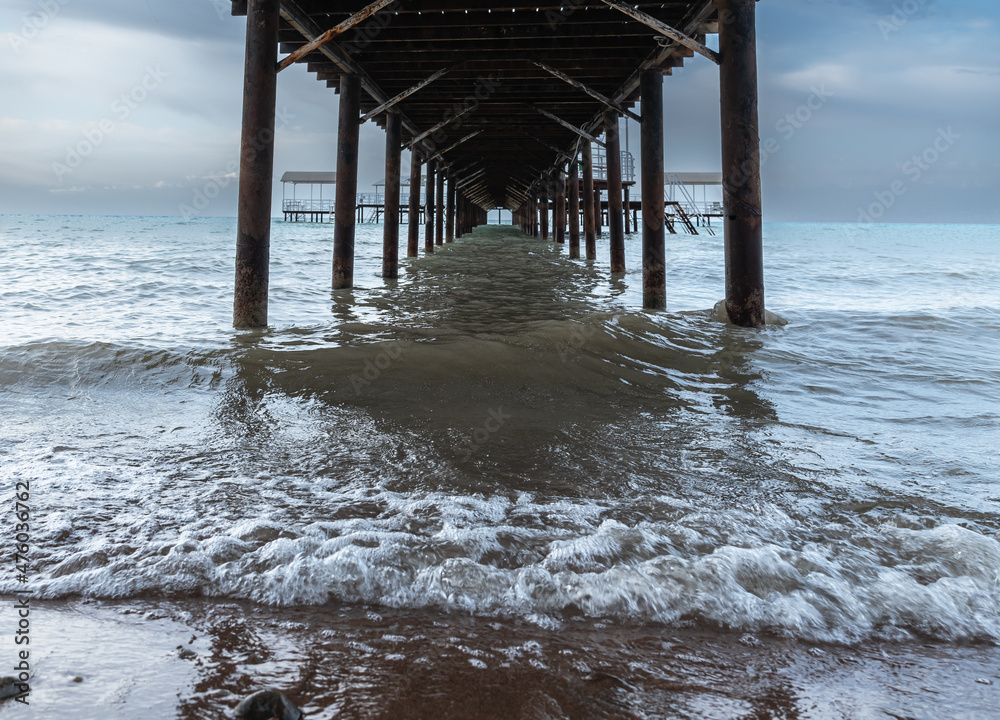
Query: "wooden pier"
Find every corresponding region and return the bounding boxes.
[231,0,765,328]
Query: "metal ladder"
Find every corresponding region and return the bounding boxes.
[666,202,699,235]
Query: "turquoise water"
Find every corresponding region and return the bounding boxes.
[1,215,999,717]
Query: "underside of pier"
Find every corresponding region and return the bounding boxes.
[230,0,765,329]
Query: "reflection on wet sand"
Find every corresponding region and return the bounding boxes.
[24,599,984,720]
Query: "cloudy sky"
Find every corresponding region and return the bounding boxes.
[1,0,997,222]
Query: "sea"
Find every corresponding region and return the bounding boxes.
[1,215,998,719]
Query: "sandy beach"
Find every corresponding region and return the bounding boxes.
[4,597,997,719]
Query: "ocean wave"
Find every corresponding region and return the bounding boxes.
[0,339,226,392]
[10,490,1000,645]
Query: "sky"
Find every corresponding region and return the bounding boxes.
[0,0,997,223]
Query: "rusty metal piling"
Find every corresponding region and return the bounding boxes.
[382,111,401,279]
[719,0,765,327]
[332,72,360,290]
[233,0,278,329]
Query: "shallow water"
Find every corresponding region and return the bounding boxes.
[1,215,999,717]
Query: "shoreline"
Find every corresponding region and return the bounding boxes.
[4,596,998,719]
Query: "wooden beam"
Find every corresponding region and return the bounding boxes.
[600,0,720,65]
[361,66,453,123]
[277,0,398,72]
[409,104,477,149]
[519,131,567,159]
[429,130,483,163]
[613,1,716,107]
[567,0,715,175]
[278,0,420,140]
[457,168,487,188]
[532,106,605,147]
[532,61,641,123]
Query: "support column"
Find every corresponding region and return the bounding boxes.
[569,156,580,259]
[424,158,435,253]
[540,189,549,241]
[332,72,360,289]
[382,111,402,279]
[593,189,602,238]
[719,0,765,327]
[233,0,278,329]
[446,176,455,242]
[624,187,631,234]
[555,169,566,245]
[606,110,625,274]
[435,168,445,245]
[582,141,596,259]
[640,69,666,309]
[407,150,421,257]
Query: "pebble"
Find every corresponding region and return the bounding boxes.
[234,689,304,720]
[235,651,266,664]
[1,676,23,701]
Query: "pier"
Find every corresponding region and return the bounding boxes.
[231,0,765,327]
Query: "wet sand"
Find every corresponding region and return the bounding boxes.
[7,598,999,719]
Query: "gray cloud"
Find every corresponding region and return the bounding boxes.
[1,0,997,224]
[805,0,935,11]
[54,0,243,41]
[953,67,1000,75]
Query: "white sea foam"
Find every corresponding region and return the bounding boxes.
[11,488,1000,645]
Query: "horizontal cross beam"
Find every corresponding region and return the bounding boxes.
[429,130,483,163]
[361,66,453,123]
[601,0,720,65]
[532,105,605,147]
[409,104,477,149]
[277,0,398,72]
[532,61,642,123]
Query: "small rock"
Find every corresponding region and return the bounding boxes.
[234,689,303,720]
[235,651,266,665]
[178,648,197,660]
[581,671,635,691]
[73,676,84,683]
[1,676,23,701]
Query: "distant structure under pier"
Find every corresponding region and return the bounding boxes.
[284,173,424,224]
[666,172,724,234]
[281,171,335,222]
